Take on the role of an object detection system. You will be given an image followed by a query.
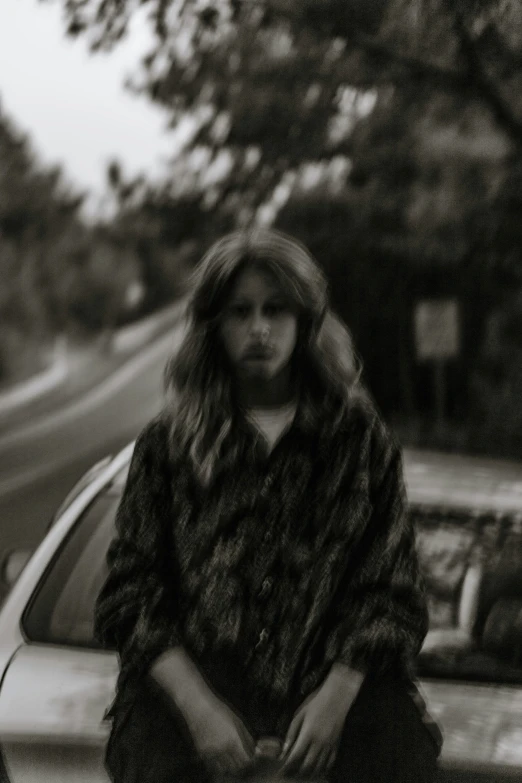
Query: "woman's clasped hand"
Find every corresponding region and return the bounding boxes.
[182,690,257,777]
[187,664,364,780]
[279,665,364,779]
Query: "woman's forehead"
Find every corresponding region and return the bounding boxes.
[228,266,285,299]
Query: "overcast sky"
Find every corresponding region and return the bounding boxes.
[0,0,177,215]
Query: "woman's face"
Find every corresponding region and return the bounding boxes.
[219,266,299,383]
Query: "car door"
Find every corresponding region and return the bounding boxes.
[0,485,122,783]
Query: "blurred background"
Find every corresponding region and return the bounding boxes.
[1,0,522,569]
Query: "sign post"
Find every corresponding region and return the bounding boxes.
[414,299,460,430]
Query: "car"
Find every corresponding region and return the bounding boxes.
[0,443,521,782]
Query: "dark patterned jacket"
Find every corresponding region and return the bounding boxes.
[94,399,429,730]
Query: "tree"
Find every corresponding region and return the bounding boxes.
[0,108,155,382]
[46,2,522,272]
[0,108,87,382]
[101,158,231,316]
[48,2,522,154]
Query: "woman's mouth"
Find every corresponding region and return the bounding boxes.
[243,346,274,360]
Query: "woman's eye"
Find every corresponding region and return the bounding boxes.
[228,304,250,318]
[265,303,287,317]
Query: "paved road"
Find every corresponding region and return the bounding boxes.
[0,326,183,571]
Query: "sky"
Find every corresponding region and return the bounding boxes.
[0,0,178,216]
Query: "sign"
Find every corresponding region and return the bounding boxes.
[124,280,145,310]
[414,299,460,361]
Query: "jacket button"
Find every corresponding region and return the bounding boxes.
[260,474,275,498]
[259,577,273,598]
[255,628,269,649]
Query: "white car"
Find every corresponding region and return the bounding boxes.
[0,444,521,782]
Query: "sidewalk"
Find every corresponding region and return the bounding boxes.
[0,300,187,438]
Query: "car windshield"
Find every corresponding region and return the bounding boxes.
[23,481,124,649]
[413,506,522,685]
[22,462,522,685]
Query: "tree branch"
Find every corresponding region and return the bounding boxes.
[451,8,522,147]
[352,30,471,94]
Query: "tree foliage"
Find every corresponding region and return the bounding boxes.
[0,112,155,384]
[101,158,231,314]
[50,1,522,142]
[0,110,87,381]
[46,1,522,267]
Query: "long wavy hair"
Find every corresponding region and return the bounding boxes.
[162,227,367,486]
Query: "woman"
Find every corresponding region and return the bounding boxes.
[95,228,442,783]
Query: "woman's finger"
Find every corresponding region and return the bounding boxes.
[228,749,249,774]
[234,742,254,770]
[311,747,329,776]
[233,717,256,757]
[299,743,322,777]
[208,753,226,776]
[224,731,255,772]
[326,747,338,770]
[281,710,304,758]
[281,732,310,775]
[222,748,248,776]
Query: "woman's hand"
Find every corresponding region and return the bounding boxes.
[280,664,364,778]
[150,646,255,776]
[184,691,256,777]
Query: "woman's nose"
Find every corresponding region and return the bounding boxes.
[250,311,270,336]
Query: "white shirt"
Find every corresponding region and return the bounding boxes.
[246,400,297,452]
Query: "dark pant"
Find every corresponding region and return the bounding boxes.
[331,674,440,782]
[106,672,441,783]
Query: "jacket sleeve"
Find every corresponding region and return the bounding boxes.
[94,418,183,684]
[336,418,429,676]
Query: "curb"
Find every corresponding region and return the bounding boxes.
[111,301,186,354]
[0,340,69,416]
[0,300,186,419]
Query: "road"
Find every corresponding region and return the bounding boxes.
[0,326,183,570]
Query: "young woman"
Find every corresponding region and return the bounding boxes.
[95,228,442,783]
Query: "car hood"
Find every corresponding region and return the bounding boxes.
[403,448,522,514]
[419,678,522,772]
[0,645,118,745]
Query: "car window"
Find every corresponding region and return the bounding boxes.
[414,507,522,684]
[23,488,121,649]
[48,456,114,529]
[415,510,477,628]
